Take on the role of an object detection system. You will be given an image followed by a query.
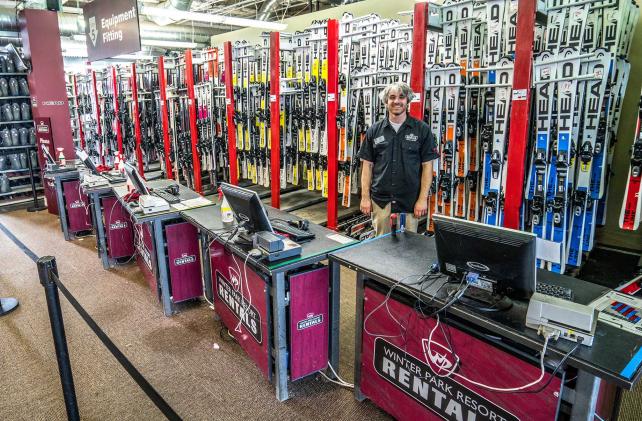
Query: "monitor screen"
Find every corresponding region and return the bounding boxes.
[220,183,273,234]
[75,148,99,175]
[124,162,149,195]
[41,145,56,165]
[433,214,536,300]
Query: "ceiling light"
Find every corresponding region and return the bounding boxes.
[141,6,287,31]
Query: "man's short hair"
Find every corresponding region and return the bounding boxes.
[378,81,415,105]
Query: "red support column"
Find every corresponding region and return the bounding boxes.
[72,74,85,149]
[223,42,238,185]
[503,0,537,229]
[158,57,174,180]
[130,63,144,176]
[185,50,202,194]
[326,20,339,230]
[269,32,281,209]
[409,1,428,120]
[111,66,123,155]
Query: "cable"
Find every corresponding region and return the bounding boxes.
[424,318,560,393]
[318,362,354,389]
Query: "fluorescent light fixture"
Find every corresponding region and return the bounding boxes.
[141,39,198,49]
[114,54,154,60]
[72,34,196,49]
[141,6,287,31]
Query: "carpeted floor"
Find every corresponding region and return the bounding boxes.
[0,208,388,420]
[1,208,642,420]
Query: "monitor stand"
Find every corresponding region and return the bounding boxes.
[233,227,255,247]
[445,284,512,312]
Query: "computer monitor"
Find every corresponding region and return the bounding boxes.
[41,145,56,165]
[433,214,536,309]
[124,162,149,195]
[75,148,99,175]
[220,183,273,235]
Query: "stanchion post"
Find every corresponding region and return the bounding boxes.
[37,256,80,421]
[223,41,238,185]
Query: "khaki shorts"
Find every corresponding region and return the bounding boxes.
[371,201,418,236]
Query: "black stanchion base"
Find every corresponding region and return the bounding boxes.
[0,297,19,316]
[28,204,47,212]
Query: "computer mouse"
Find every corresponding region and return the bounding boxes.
[166,184,180,195]
[248,248,263,258]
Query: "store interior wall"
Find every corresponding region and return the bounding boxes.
[598,0,642,251]
[210,0,417,46]
[211,0,642,251]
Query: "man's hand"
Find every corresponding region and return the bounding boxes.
[360,197,372,216]
[414,198,428,218]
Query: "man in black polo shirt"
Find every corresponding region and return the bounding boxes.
[358,81,438,236]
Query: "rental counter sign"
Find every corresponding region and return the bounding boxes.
[83,0,141,61]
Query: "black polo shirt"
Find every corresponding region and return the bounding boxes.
[357,116,438,213]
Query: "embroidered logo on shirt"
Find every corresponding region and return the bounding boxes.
[374,136,385,145]
[405,134,418,142]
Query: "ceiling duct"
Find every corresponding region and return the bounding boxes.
[257,0,281,21]
[147,0,194,26]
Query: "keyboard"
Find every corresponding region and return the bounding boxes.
[102,172,126,183]
[151,188,181,204]
[536,282,574,301]
[271,220,315,242]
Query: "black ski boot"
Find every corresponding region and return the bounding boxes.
[0,78,8,97]
[11,103,20,120]
[19,127,28,145]
[8,78,18,96]
[10,128,19,146]
[19,152,27,169]
[0,174,10,193]
[20,103,30,120]
[19,78,29,96]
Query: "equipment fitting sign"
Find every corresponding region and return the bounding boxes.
[83,0,141,62]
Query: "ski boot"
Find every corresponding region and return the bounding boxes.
[29,127,35,145]
[1,128,9,146]
[0,174,10,193]
[10,128,18,146]
[11,103,20,120]
[0,78,8,97]
[20,103,30,120]
[8,78,18,96]
[19,152,27,169]
[0,57,7,73]
[6,57,14,73]
[2,103,12,121]
[8,153,20,169]
[18,127,28,145]
[19,78,29,96]
[0,155,7,171]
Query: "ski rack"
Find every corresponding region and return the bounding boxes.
[91,70,104,166]
[130,62,145,176]
[72,74,84,149]
[185,49,202,194]
[223,41,238,185]
[158,56,174,180]
[111,66,123,155]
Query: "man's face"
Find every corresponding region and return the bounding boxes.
[386,88,408,117]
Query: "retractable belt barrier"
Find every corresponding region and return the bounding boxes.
[36,255,182,421]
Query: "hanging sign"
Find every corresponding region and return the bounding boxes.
[83,0,141,62]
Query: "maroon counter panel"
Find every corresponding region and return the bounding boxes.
[102,196,134,259]
[211,242,271,380]
[165,222,202,302]
[62,180,92,233]
[289,266,329,380]
[44,176,58,215]
[361,286,562,421]
[136,222,157,294]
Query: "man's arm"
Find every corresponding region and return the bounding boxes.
[414,161,433,218]
[360,160,374,215]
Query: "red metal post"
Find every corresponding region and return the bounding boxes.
[158,56,174,180]
[72,74,85,149]
[111,66,123,155]
[185,50,202,194]
[270,32,281,209]
[326,20,339,230]
[409,1,428,120]
[503,0,536,229]
[130,63,144,176]
[223,42,238,185]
